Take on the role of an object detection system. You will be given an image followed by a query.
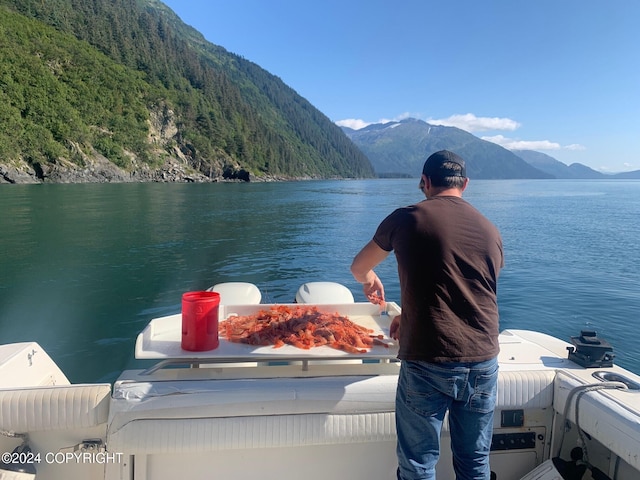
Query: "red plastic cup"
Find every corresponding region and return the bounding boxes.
[181,291,220,351]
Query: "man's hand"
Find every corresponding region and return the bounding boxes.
[389,313,401,341]
[362,271,385,306]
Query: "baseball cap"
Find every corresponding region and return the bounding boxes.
[422,150,467,179]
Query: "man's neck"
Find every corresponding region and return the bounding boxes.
[429,187,463,198]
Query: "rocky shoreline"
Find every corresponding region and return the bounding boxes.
[0,160,209,185]
[0,157,294,185]
[0,104,318,185]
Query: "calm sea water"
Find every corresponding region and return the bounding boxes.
[1,179,639,383]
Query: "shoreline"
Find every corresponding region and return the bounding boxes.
[0,158,333,185]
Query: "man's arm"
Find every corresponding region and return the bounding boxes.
[351,240,390,302]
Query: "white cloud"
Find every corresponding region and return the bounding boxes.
[428,113,521,132]
[335,112,416,130]
[564,143,586,151]
[335,118,370,130]
[482,135,561,150]
[482,135,585,152]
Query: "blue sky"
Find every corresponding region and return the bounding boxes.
[161,0,640,173]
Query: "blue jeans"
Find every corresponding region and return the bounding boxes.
[395,357,498,480]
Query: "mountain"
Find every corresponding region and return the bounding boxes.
[342,119,640,180]
[0,0,375,183]
[513,150,605,179]
[514,150,640,179]
[342,118,552,179]
[612,169,640,179]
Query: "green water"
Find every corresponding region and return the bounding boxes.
[2,180,640,382]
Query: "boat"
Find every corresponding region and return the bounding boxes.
[1,281,639,480]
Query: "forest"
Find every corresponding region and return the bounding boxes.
[0,0,375,182]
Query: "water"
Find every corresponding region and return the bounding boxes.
[1,179,639,382]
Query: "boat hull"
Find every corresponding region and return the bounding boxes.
[3,322,640,480]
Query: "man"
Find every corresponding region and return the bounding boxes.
[351,150,503,480]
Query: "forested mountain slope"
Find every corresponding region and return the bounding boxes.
[0,0,375,183]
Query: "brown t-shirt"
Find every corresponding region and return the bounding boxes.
[374,196,503,363]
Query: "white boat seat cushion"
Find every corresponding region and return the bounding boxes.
[206,282,261,305]
[295,282,355,304]
[0,384,111,433]
[107,369,556,453]
[496,370,555,409]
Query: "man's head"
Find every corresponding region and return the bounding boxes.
[421,150,467,188]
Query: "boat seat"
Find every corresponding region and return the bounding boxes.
[496,370,555,409]
[106,369,556,454]
[0,383,111,433]
[107,374,397,453]
[206,282,261,305]
[439,369,556,435]
[295,282,355,304]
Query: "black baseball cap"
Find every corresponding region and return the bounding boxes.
[422,150,467,179]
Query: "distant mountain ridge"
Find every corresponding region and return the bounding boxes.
[511,150,604,179]
[513,150,640,179]
[342,118,640,179]
[342,118,551,179]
